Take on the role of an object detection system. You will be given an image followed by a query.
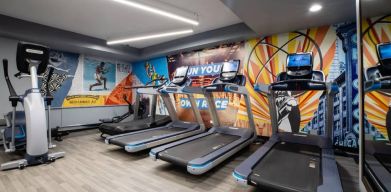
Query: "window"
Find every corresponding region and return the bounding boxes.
[343,102,347,111]
[334,106,340,114]
[343,118,347,128]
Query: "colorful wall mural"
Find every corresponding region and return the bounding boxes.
[121,23,358,147]
[42,20,367,148]
[363,14,391,141]
[41,51,133,108]
[160,23,358,148]
[167,43,245,128]
[132,57,170,116]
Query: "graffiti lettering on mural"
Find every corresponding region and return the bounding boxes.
[187,63,223,77]
[180,98,229,110]
[168,43,245,128]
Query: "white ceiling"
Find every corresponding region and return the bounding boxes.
[0,0,242,48]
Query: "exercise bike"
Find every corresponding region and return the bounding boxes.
[1,42,65,170]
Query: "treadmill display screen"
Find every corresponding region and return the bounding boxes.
[222,61,239,72]
[175,66,188,77]
[378,43,391,60]
[287,53,312,68]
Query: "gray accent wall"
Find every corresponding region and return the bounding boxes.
[0,37,128,129]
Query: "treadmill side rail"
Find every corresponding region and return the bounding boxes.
[317,149,343,192]
[233,136,279,185]
[125,127,203,152]
[188,136,254,175]
[150,131,213,159]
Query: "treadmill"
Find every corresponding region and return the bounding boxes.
[99,78,171,136]
[364,42,391,191]
[150,61,256,175]
[105,66,205,152]
[233,52,343,192]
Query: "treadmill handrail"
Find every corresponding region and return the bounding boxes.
[182,86,203,94]
[201,83,243,93]
[269,79,327,91]
[365,79,391,92]
[124,79,168,89]
[159,83,188,94]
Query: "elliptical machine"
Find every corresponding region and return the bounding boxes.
[1,42,65,170]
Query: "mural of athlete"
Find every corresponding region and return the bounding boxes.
[275,91,300,133]
[89,62,108,91]
[144,61,167,115]
[145,62,165,84]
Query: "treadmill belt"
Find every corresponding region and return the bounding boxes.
[100,115,171,134]
[250,142,321,192]
[110,126,187,147]
[158,133,240,166]
[375,153,391,172]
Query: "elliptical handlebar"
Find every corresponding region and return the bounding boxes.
[2,59,18,98]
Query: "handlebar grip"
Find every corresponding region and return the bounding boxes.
[14,72,22,78]
[2,59,18,97]
[123,94,131,105]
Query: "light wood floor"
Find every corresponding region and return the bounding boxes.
[0,130,359,192]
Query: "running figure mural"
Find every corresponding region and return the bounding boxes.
[90,62,108,91]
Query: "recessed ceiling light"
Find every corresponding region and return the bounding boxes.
[111,0,199,26]
[107,29,194,45]
[309,4,322,12]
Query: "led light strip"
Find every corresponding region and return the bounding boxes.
[107,29,194,45]
[111,0,199,26]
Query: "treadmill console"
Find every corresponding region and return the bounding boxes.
[286,52,313,79]
[365,43,391,94]
[171,66,189,86]
[207,61,245,92]
[213,61,245,85]
[376,42,391,77]
[220,61,240,82]
[272,53,325,91]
